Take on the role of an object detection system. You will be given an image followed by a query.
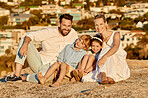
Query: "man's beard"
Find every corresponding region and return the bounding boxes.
[59,27,71,36]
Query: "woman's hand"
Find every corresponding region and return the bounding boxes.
[98,55,107,67]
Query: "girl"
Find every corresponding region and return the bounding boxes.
[72,35,103,81]
[82,13,130,84]
[37,35,91,87]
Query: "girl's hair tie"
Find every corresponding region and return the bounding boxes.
[92,37,102,42]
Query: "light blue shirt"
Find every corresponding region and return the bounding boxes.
[57,44,86,69]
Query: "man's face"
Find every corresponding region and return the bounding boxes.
[59,18,72,36]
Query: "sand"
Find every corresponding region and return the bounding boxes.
[0,59,148,98]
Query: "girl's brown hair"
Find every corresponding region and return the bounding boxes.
[91,34,103,46]
[79,35,92,50]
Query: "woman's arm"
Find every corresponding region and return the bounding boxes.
[98,32,120,66]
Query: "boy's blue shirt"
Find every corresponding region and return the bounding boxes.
[57,44,86,69]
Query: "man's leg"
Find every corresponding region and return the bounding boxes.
[7,38,42,81]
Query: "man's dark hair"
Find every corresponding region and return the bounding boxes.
[59,14,73,23]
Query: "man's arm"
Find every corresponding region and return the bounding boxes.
[19,36,32,57]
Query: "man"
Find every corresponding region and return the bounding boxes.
[6,14,78,83]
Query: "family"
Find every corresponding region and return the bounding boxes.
[6,13,130,87]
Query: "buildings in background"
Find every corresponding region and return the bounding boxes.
[0,29,26,56]
[7,13,33,26]
[117,30,146,49]
[0,8,10,16]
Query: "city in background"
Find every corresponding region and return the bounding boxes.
[0,0,148,76]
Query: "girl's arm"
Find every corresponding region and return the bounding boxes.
[98,32,120,66]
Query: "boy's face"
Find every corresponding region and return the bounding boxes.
[75,38,86,49]
[91,41,102,53]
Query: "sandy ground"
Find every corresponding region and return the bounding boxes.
[0,59,148,98]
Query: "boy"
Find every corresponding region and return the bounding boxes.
[37,35,91,87]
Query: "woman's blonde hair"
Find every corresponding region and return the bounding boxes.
[94,13,110,30]
[79,35,91,50]
[95,13,106,22]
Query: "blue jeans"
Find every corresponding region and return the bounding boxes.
[15,38,53,83]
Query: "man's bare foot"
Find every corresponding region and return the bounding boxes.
[100,72,109,84]
[50,81,61,87]
[107,77,115,84]
[37,72,46,84]
[20,75,27,82]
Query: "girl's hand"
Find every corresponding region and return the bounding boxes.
[98,55,107,67]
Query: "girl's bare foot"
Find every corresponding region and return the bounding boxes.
[107,77,115,84]
[37,72,46,84]
[50,81,61,87]
[100,72,109,84]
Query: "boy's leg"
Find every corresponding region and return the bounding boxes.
[51,63,68,87]
[77,55,89,72]
[37,62,60,84]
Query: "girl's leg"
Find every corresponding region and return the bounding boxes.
[51,63,69,87]
[84,55,96,72]
[37,62,60,84]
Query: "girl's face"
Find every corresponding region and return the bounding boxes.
[94,18,107,34]
[91,41,102,53]
[75,38,86,49]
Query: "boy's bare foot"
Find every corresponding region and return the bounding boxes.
[100,72,109,84]
[70,77,76,83]
[78,70,83,80]
[37,72,46,84]
[107,77,115,84]
[72,70,80,81]
[50,81,61,87]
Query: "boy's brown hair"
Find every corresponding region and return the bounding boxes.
[79,35,91,50]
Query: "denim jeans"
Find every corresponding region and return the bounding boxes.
[15,38,53,83]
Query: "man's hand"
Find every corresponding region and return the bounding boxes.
[19,43,28,57]
[19,36,31,57]
[98,55,107,67]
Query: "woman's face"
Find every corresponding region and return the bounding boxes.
[94,18,107,34]
[91,41,102,53]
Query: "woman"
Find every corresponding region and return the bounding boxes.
[82,13,130,84]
